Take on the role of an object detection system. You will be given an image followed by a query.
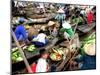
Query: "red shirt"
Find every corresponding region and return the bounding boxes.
[87,11,94,25]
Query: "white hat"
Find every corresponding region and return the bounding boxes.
[57,8,65,13]
[48,21,55,26]
[84,42,96,56]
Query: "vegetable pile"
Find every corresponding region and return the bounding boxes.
[50,47,68,61]
[11,45,36,63]
[12,51,23,63]
[27,45,36,52]
[80,32,96,55]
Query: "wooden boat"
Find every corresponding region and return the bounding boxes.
[12,38,58,73]
[76,22,96,33]
[12,49,40,72]
[27,13,56,24]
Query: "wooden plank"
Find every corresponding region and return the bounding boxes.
[11,29,33,73]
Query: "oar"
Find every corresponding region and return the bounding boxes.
[11,29,33,73]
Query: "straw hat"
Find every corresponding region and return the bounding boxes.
[41,26,47,31]
[57,8,65,13]
[48,21,55,26]
[84,42,96,56]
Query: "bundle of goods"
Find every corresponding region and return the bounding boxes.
[50,47,69,61]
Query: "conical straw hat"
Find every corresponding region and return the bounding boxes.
[57,8,65,13]
[48,21,55,26]
[84,42,96,56]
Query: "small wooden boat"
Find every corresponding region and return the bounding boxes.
[77,22,96,33]
[12,37,58,73]
[27,13,56,24]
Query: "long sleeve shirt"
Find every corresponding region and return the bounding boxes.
[15,25,27,40]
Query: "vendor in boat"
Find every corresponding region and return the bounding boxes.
[55,8,66,27]
[75,41,96,70]
[14,20,30,45]
[60,15,74,39]
[32,30,48,47]
[36,49,49,72]
[47,21,59,37]
[86,8,94,26]
[38,3,45,14]
[28,25,38,41]
[30,49,49,73]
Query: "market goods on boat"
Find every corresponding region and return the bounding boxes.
[12,51,23,63]
[27,45,36,52]
[80,32,96,55]
[83,42,95,55]
[52,47,64,55]
[12,46,27,52]
[50,53,62,61]
[50,47,69,61]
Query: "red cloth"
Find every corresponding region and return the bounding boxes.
[87,11,94,26]
[31,63,37,73]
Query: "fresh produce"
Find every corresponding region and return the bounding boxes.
[16,57,23,61]
[12,51,23,63]
[27,45,36,52]
[50,53,62,61]
[80,32,96,55]
[50,47,68,61]
[12,46,27,52]
[52,47,64,55]
[11,47,18,52]
[83,41,95,56]
[82,32,95,44]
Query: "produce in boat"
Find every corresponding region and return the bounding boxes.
[80,32,96,55]
[16,57,23,61]
[83,41,95,56]
[12,46,27,52]
[27,45,36,52]
[11,47,18,52]
[12,51,23,63]
[52,47,64,55]
[50,53,62,61]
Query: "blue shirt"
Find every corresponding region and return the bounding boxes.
[76,54,96,70]
[15,25,27,40]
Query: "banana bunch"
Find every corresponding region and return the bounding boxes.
[12,46,27,52]
[50,53,62,61]
[27,45,36,52]
[52,47,64,55]
[12,51,23,63]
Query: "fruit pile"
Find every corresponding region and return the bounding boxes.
[50,47,67,61]
[27,45,36,52]
[12,51,23,63]
[11,45,36,63]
